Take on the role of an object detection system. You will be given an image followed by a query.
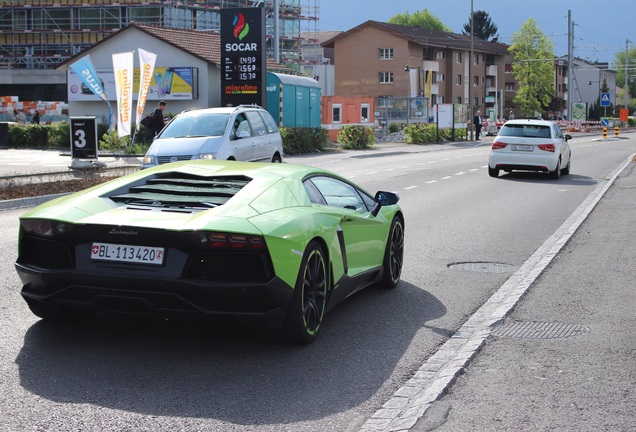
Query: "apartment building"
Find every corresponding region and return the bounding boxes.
[322,20,515,118]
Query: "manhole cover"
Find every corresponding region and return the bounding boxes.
[491,320,589,339]
[448,262,517,273]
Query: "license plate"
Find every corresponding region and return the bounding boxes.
[511,144,534,152]
[91,242,165,265]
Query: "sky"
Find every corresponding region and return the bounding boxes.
[317,0,633,65]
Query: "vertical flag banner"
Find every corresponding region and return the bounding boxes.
[112,51,134,137]
[69,55,108,102]
[409,68,419,97]
[136,48,157,126]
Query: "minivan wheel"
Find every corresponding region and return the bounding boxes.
[271,153,282,163]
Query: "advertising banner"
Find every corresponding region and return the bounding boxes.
[112,51,134,137]
[136,49,157,126]
[69,55,108,103]
[67,67,194,102]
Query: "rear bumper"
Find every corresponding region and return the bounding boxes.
[16,263,293,329]
[488,152,558,172]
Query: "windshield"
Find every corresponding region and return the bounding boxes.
[499,124,552,138]
[159,113,231,139]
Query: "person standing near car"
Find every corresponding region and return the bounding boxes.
[473,110,482,140]
[151,100,167,136]
[31,110,40,124]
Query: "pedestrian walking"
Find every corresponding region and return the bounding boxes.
[151,100,167,136]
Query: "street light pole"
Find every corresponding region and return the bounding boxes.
[625,39,630,109]
[469,0,474,140]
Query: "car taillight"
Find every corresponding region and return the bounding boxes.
[21,219,73,237]
[538,144,555,152]
[192,232,266,249]
[492,141,507,150]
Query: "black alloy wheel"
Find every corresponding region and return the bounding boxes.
[380,216,404,289]
[284,241,328,344]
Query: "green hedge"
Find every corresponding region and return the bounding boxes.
[337,125,375,149]
[5,122,154,153]
[403,123,467,144]
[280,127,328,155]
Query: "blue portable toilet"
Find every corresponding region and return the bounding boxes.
[266,72,321,128]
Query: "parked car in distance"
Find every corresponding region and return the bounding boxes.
[488,119,572,179]
[141,105,284,169]
[15,160,404,344]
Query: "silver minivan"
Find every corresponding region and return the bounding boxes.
[141,105,284,169]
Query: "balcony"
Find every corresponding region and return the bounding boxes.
[486,65,498,76]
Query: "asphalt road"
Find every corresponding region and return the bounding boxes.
[1,134,634,431]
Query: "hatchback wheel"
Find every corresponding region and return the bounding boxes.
[561,157,571,175]
[488,166,500,178]
[549,158,561,179]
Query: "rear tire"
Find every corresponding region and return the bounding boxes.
[283,241,328,344]
[561,157,571,175]
[271,153,282,163]
[549,158,561,179]
[488,166,500,177]
[379,216,404,289]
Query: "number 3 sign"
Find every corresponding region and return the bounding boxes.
[70,117,98,159]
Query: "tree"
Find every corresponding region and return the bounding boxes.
[508,18,555,118]
[388,9,451,32]
[462,10,499,42]
[613,46,636,111]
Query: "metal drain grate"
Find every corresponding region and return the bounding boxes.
[448,262,517,273]
[491,320,590,339]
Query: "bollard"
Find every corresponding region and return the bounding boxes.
[615,126,619,137]
[603,127,607,139]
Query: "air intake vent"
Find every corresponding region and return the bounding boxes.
[109,173,251,210]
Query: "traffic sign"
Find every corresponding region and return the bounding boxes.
[600,93,611,107]
[601,118,609,127]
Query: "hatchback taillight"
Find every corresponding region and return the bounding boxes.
[492,141,507,150]
[538,144,555,152]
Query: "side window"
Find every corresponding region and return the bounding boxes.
[361,103,370,123]
[553,125,563,139]
[244,111,267,136]
[332,104,342,123]
[233,113,250,138]
[259,111,279,133]
[306,176,369,211]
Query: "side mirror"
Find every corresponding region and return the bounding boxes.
[371,191,399,217]
[564,134,572,141]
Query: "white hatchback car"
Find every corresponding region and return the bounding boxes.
[141,105,284,169]
[488,119,572,179]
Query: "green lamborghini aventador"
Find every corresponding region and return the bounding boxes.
[15,160,404,343]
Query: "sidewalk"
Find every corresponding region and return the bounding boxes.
[409,159,636,430]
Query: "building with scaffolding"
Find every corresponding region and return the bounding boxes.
[0,0,318,69]
[0,0,319,102]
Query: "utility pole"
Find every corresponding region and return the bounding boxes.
[567,10,573,121]
[469,0,474,140]
[625,39,630,109]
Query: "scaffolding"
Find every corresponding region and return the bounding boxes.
[0,0,319,69]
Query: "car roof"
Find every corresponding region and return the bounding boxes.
[179,105,266,116]
[503,119,554,127]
